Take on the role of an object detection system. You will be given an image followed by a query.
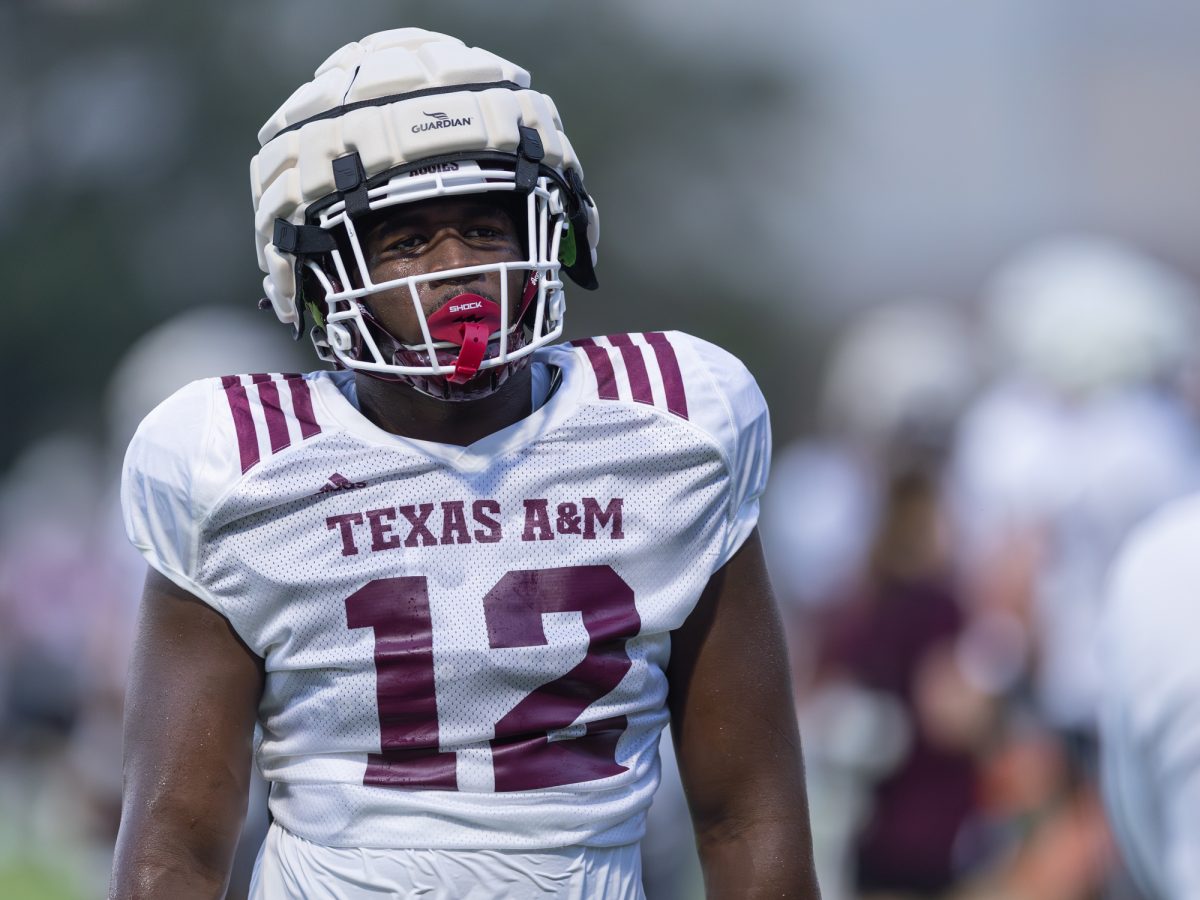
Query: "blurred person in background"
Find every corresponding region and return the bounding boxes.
[1099,495,1200,900]
[946,234,1200,899]
[765,300,996,899]
[952,234,1200,745]
[109,28,818,900]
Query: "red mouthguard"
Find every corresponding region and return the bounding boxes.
[426,294,503,384]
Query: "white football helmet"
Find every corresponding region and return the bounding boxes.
[250,29,599,399]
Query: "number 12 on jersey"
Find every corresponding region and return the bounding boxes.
[345,565,641,792]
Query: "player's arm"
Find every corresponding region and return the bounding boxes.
[110,568,264,900]
[667,528,821,899]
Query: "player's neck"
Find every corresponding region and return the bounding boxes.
[353,367,534,446]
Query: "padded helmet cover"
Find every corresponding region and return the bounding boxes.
[250,28,599,332]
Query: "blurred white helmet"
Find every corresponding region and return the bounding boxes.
[105,307,308,457]
[250,28,599,399]
[984,235,1199,395]
[820,299,980,453]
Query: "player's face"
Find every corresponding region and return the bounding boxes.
[357,195,526,345]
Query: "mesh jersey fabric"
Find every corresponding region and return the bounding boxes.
[121,331,771,851]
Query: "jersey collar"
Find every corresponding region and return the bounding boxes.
[311,345,583,472]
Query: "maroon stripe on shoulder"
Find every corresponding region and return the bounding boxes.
[256,378,292,455]
[606,334,654,406]
[644,332,689,420]
[573,338,619,401]
[250,372,272,384]
[285,375,322,440]
[220,375,261,473]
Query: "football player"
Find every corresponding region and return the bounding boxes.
[110,29,819,899]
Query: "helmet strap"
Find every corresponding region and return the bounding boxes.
[332,152,371,219]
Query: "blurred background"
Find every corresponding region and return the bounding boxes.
[4,1,1200,897]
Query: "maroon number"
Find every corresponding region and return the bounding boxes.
[345,566,641,792]
[484,566,641,790]
[345,577,458,789]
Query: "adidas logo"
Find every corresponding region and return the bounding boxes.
[315,473,368,495]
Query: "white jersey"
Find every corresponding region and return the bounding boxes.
[1100,495,1200,900]
[121,331,770,852]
